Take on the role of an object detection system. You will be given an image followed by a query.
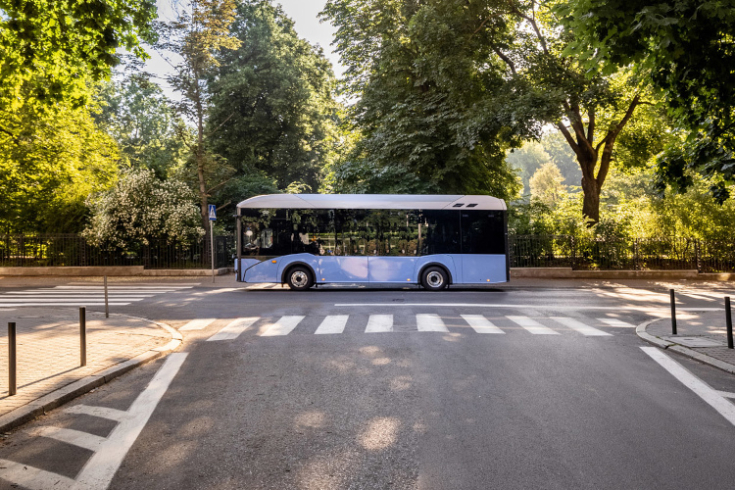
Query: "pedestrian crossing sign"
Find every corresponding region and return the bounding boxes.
[208,204,217,221]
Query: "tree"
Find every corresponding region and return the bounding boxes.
[95,72,187,178]
[322,0,526,199]
[0,101,119,233]
[0,0,157,115]
[496,1,651,225]
[529,162,566,207]
[557,0,735,194]
[323,0,648,220]
[208,0,339,191]
[84,169,204,248]
[506,142,552,195]
[163,0,241,229]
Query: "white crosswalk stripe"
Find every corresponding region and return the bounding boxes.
[187,313,620,340]
[180,318,216,331]
[207,317,260,341]
[551,317,612,336]
[598,318,636,328]
[315,315,349,334]
[461,314,505,334]
[416,314,448,332]
[260,316,305,336]
[366,314,393,333]
[507,316,560,335]
[0,284,191,307]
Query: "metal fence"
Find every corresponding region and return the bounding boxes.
[0,234,235,269]
[509,235,735,272]
[3,233,735,272]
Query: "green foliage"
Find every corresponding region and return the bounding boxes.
[0,101,119,233]
[529,162,566,207]
[510,164,735,240]
[83,169,204,248]
[208,0,338,190]
[0,0,157,113]
[95,72,187,178]
[162,0,241,227]
[322,0,527,199]
[557,0,735,191]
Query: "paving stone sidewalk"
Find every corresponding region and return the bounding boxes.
[0,308,172,416]
[647,310,735,367]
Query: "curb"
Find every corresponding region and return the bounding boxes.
[0,314,183,433]
[635,317,735,376]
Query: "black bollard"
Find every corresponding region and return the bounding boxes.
[80,307,87,367]
[670,289,677,335]
[8,322,16,396]
[726,297,734,350]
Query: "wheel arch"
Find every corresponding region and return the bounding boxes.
[418,263,453,285]
[280,261,316,284]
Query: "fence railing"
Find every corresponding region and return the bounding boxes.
[0,234,235,269]
[509,235,735,272]
[2,234,735,272]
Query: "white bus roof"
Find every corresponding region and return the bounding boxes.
[236,194,506,211]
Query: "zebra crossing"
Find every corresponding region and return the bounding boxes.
[0,284,193,307]
[199,313,635,341]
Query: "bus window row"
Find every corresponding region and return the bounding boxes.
[240,208,506,257]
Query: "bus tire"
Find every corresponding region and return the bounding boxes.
[286,265,314,291]
[421,266,448,291]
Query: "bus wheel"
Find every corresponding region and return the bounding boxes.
[286,266,314,291]
[421,267,448,291]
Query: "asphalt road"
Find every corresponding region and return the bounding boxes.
[2,282,735,489]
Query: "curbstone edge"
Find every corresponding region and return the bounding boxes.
[0,314,181,433]
[636,317,735,376]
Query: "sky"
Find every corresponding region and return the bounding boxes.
[144,0,344,98]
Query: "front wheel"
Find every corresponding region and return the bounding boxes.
[286,266,314,291]
[421,266,448,291]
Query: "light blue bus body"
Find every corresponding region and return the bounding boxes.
[235,194,509,289]
[238,253,507,285]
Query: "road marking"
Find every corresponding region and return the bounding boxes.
[461,314,505,334]
[680,293,716,302]
[32,426,106,452]
[50,286,191,290]
[334,303,720,312]
[598,318,636,328]
[507,316,559,335]
[0,458,76,490]
[416,314,448,332]
[71,353,188,490]
[0,303,132,307]
[717,391,735,399]
[0,354,188,490]
[64,405,126,422]
[260,316,305,336]
[365,314,393,333]
[180,318,216,331]
[551,317,612,336]
[207,317,260,341]
[641,347,735,426]
[315,315,349,334]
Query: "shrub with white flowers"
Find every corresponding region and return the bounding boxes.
[83,169,205,248]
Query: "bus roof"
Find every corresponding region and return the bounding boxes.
[236,194,506,211]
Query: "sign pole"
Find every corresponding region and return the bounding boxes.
[209,204,217,284]
[210,219,215,284]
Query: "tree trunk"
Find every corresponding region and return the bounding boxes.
[581,175,600,226]
[195,78,209,231]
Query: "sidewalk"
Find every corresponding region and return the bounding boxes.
[642,310,735,373]
[0,308,176,421]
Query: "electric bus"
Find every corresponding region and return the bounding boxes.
[235,194,509,290]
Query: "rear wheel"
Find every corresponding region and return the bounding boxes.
[421,266,448,291]
[286,266,314,291]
